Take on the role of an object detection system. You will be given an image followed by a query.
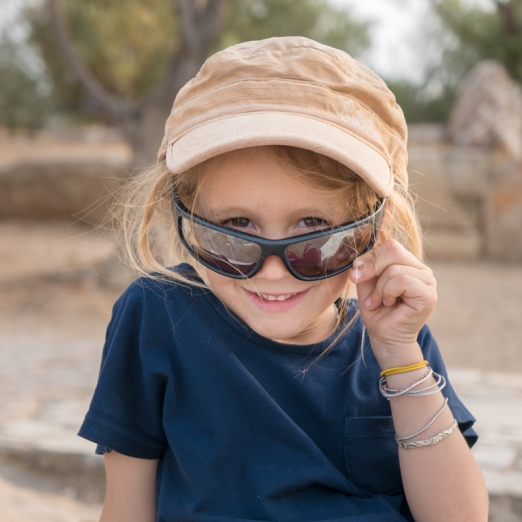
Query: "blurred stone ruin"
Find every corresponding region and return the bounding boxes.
[409,60,522,262]
[448,61,522,158]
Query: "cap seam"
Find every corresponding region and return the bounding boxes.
[219,44,349,70]
[173,78,404,142]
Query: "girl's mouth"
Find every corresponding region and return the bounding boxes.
[243,288,309,312]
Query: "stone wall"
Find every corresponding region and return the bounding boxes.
[0,128,131,224]
[408,124,489,261]
[409,123,522,262]
[0,160,127,224]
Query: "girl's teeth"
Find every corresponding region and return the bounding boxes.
[259,293,296,301]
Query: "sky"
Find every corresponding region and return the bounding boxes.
[331,0,495,82]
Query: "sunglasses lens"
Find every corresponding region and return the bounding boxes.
[182,219,261,277]
[285,223,374,278]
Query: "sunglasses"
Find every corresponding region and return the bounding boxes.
[172,192,386,281]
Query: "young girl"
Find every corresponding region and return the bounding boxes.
[79,37,488,521]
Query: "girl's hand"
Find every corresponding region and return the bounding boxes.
[349,239,437,368]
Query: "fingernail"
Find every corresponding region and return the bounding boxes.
[354,259,364,268]
[364,296,371,308]
[352,268,361,282]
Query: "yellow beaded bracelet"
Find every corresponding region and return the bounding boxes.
[380,360,429,378]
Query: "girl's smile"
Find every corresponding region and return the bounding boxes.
[196,147,353,345]
[244,287,310,313]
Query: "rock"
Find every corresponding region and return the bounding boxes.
[485,156,522,261]
[447,61,522,160]
[407,125,491,261]
[447,61,522,261]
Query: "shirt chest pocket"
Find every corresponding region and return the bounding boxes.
[343,416,403,496]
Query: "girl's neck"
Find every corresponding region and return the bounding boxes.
[272,303,339,345]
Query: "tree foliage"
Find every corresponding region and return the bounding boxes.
[384,0,522,124]
[386,80,456,123]
[26,0,369,118]
[0,38,50,131]
[434,0,522,84]
[26,0,180,110]
[219,0,369,56]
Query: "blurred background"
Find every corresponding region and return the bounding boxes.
[0,0,521,520]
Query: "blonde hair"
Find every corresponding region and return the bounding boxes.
[112,146,423,362]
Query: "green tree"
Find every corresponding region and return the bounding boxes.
[219,0,369,56]
[382,0,517,124]
[26,0,369,166]
[434,0,522,83]
[0,38,51,132]
[385,80,457,123]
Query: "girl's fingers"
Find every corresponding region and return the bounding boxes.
[365,265,436,310]
[349,239,426,284]
[363,273,437,311]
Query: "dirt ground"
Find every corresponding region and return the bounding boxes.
[428,260,522,372]
[0,472,101,522]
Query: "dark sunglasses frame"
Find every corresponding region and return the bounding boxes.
[172,191,387,281]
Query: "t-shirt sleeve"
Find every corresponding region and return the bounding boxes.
[78,281,169,459]
[417,325,478,448]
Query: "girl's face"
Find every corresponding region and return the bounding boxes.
[196,147,354,345]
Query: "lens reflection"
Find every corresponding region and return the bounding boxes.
[182,220,261,276]
[285,226,373,277]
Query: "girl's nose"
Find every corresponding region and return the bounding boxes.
[255,255,291,280]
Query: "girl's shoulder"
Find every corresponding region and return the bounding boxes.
[109,264,213,323]
[120,264,207,300]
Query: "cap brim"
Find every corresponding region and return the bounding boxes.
[166,112,393,197]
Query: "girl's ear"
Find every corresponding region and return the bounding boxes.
[375,198,392,246]
[382,198,393,226]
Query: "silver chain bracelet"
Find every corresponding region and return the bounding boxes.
[395,397,449,442]
[397,419,458,449]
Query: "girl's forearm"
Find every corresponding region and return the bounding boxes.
[386,367,489,521]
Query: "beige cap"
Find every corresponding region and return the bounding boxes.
[158,36,408,197]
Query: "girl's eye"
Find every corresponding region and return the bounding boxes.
[299,217,329,228]
[223,217,251,228]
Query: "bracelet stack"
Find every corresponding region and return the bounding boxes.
[379,368,447,399]
[379,360,457,450]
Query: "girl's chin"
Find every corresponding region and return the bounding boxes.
[243,315,332,345]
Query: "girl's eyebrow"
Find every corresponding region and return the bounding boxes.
[201,205,253,221]
[204,204,333,219]
[205,205,250,216]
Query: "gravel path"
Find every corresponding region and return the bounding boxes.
[0,473,101,522]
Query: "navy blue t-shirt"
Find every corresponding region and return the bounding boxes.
[79,266,477,522]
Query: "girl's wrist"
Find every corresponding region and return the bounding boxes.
[370,340,424,372]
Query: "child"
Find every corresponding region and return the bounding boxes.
[79,37,488,521]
